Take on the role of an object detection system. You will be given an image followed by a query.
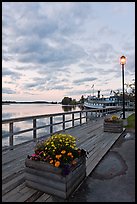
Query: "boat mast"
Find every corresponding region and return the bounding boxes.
[91,84,94,96]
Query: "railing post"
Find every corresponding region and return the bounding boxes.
[50,116,53,134]
[86,112,88,122]
[72,113,74,127]
[9,122,13,149]
[99,109,100,117]
[80,112,82,125]
[33,119,37,140]
[63,114,65,130]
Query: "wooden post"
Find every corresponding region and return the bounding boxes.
[80,112,82,125]
[86,112,88,123]
[9,122,13,148]
[63,114,65,130]
[50,116,53,134]
[33,119,36,140]
[72,113,74,127]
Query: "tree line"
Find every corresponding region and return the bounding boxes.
[61,96,84,105]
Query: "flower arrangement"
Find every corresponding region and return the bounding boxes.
[104,115,122,123]
[27,133,86,176]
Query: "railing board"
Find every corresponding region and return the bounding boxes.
[2,107,121,148]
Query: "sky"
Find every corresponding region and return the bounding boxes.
[2,2,135,102]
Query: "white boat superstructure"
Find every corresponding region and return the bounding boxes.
[84,95,121,109]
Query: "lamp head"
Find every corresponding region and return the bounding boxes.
[120,55,126,65]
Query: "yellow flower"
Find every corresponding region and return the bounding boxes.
[111,115,119,120]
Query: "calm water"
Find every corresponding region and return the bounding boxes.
[2,103,82,119]
[2,104,83,147]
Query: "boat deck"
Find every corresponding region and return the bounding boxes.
[2,114,127,202]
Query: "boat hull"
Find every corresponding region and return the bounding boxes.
[84,102,104,109]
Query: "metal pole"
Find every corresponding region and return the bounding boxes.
[122,64,125,119]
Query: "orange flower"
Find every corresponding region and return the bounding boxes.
[55,154,62,159]
[72,160,77,165]
[50,160,53,164]
[55,161,60,167]
[61,150,66,154]
[67,152,72,156]
[71,155,74,158]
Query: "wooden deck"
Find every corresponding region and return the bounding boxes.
[2,116,126,202]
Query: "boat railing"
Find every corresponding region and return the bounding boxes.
[2,106,122,150]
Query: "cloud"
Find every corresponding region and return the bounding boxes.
[23,75,72,92]
[2,2,135,101]
[73,77,97,85]
[2,68,22,80]
[2,87,16,94]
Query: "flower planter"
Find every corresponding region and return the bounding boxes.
[25,156,86,199]
[104,120,123,133]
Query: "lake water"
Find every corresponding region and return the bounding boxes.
[2,103,82,119]
[2,104,83,147]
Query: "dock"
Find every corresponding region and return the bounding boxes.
[2,111,133,202]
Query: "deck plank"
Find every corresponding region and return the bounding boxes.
[2,115,126,202]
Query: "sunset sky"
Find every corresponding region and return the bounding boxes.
[2,2,135,102]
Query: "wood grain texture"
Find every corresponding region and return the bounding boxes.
[2,112,128,202]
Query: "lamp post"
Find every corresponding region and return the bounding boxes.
[120,55,126,119]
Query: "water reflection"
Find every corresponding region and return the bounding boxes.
[2,104,83,147]
[61,105,84,112]
[2,112,14,119]
[61,105,77,112]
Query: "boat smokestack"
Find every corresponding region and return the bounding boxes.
[98,90,100,98]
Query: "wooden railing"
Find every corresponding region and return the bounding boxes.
[2,107,122,150]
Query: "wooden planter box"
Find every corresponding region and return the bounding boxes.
[104,120,123,133]
[25,156,86,199]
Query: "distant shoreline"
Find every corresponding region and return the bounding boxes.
[2,101,60,105]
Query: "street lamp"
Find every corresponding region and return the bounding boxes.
[120,55,126,119]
